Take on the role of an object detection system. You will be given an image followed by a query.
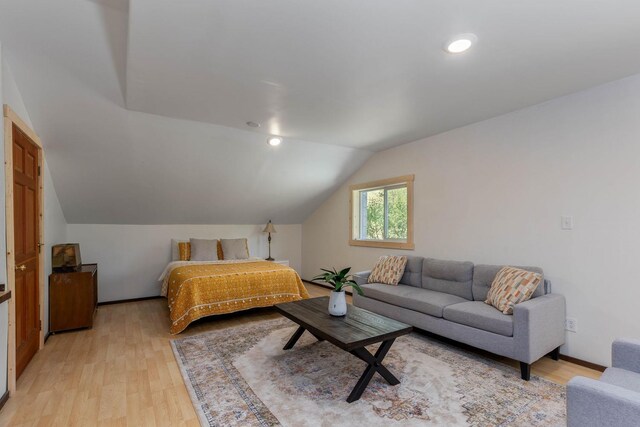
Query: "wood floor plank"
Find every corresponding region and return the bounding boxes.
[0,283,601,425]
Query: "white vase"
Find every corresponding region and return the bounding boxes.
[328,291,347,316]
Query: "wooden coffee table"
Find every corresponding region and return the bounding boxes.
[275,296,413,403]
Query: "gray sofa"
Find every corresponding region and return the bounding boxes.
[567,339,640,427]
[353,256,566,380]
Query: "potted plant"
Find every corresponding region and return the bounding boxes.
[313,267,364,316]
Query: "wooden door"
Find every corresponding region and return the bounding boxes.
[12,123,41,379]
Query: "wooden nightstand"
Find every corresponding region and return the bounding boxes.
[49,264,98,333]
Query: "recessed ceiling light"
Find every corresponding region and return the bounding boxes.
[444,33,477,54]
[267,136,282,146]
[246,121,260,128]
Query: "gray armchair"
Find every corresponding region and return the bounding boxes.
[567,339,640,427]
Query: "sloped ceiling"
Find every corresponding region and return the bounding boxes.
[0,0,371,224]
[126,0,640,150]
[2,0,640,224]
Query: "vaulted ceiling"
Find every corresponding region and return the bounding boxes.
[1,0,640,223]
[0,0,371,224]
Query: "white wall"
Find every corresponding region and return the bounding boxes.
[0,41,9,396]
[303,72,640,367]
[42,164,67,334]
[66,224,302,303]
[2,56,68,336]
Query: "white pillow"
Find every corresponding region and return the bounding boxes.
[190,238,220,261]
[220,238,249,260]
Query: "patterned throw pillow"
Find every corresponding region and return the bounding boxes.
[368,256,408,286]
[485,267,542,315]
[178,241,191,261]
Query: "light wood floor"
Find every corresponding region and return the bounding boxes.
[0,283,600,426]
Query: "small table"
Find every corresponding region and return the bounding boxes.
[275,296,412,403]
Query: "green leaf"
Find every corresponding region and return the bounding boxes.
[343,282,365,296]
[314,266,360,293]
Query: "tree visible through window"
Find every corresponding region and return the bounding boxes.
[360,186,407,240]
[350,175,414,249]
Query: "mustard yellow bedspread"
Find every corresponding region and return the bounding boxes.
[166,261,309,334]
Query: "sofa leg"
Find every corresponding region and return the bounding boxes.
[550,347,560,361]
[520,362,531,381]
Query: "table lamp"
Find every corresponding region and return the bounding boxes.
[263,220,277,261]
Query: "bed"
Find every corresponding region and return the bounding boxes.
[159,259,310,334]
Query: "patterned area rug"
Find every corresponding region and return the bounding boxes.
[171,318,565,426]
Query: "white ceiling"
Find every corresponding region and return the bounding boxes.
[0,0,370,224]
[126,0,640,150]
[1,0,640,224]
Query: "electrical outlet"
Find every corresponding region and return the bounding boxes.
[561,216,574,230]
[565,317,578,333]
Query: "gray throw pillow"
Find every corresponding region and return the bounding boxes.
[189,238,220,261]
[221,238,249,260]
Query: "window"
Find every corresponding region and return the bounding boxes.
[349,175,414,249]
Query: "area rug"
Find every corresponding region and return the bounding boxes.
[171,318,565,426]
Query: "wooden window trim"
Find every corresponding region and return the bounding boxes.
[349,174,415,250]
[3,105,46,394]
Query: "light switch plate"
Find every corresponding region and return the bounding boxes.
[561,216,573,230]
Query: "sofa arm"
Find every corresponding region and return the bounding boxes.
[353,270,371,287]
[613,339,640,374]
[513,293,566,364]
[567,376,640,427]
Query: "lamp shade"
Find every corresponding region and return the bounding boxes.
[263,221,277,234]
[52,243,82,271]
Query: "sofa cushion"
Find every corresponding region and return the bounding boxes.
[443,301,514,337]
[473,264,545,301]
[422,258,474,300]
[361,283,468,318]
[601,367,640,394]
[399,256,424,288]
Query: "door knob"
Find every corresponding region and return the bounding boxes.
[15,264,26,271]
